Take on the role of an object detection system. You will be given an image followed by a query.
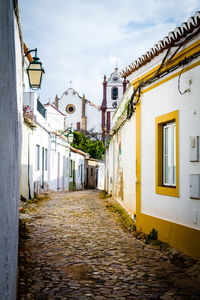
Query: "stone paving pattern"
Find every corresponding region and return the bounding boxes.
[18,190,200,300]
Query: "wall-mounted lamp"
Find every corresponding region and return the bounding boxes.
[61,127,74,144]
[25,48,45,89]
[68,131,74,143]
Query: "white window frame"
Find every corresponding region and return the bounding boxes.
[45,149,48,171]
[78,165,81,177]
[36,145,40,171]
[69,159,73,177]
[66,158,69,176]
[163,122,176,187]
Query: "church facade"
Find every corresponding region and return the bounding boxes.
[54,87,101,137]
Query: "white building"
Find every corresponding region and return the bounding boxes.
[21,91,50,197]
[105,11,200,260]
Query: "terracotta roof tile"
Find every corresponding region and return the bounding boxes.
[122,11,200,78]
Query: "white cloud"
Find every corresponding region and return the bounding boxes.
[19,0,200,104]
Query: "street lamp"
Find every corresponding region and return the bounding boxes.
[60,127,74,144]
[26,48,45,89]
[68,132,74,143]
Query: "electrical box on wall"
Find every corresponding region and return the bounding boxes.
[190,174,200,199]
[190,136,199,162]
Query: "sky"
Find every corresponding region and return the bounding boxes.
[18,0,200,105]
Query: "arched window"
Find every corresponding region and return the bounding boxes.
[112,87,118,100]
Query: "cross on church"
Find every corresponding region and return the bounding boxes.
[69,80,72,88]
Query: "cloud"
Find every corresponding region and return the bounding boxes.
[19,0,200,104]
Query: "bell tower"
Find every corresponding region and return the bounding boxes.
[101,67,126,142]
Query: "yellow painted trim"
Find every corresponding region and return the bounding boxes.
[142,59,200,94]
[155,110,179,197]
[136,102,141,217]
[131,39,200,87]
[137,213,200,260]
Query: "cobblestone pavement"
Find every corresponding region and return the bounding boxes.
[18,190,200,300]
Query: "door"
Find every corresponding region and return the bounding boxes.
[96,167,98,188]
[42,147,44,189]
[57,152,60,190]
[86,167,89,188]
[80,164,83,187]
[72,161,76,190]
[63,156,65,190]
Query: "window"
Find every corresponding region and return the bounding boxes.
[69,160,73,177]
[45,149,48,170]
[163,122,176,186]
[78,165,81,177]
[66,158,69,176]
[155,110,179,197]
[66,104,75,114]
[112,87,118,100]
[77,122,80,130]
[36,145,40,171]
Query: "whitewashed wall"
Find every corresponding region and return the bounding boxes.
[85,103,101,133]
[20,124,32,199]
[45,105,65,132]
[0,2,23,298]
[105,84,136,215]
[97,161,105,190]
[105,141,113,195]
[32,123,49,193]
[49,137,70,191]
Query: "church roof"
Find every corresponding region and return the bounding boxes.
[107,67,123,84]
[122,11,200,78]
[59,87,101,110]
[63,87,78,96]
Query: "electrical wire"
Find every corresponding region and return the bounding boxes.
[178,65,188,95]
[126,30,200,121]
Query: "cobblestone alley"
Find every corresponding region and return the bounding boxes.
[18,190,200,300]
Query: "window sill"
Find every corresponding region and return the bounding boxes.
[156,186,179,197]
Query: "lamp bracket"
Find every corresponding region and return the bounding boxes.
[60,127,72,136]
[25,48,38,57]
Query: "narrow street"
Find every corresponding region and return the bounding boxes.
[18,190,200,300]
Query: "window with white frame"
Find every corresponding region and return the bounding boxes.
[69,159,73,177]
[36,145,40,171]
[45,149,48,170]
[163,122,176,186]
[66,158,69,176]
[78,165,81,177]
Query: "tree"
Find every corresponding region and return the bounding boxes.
[71,131,105,160]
